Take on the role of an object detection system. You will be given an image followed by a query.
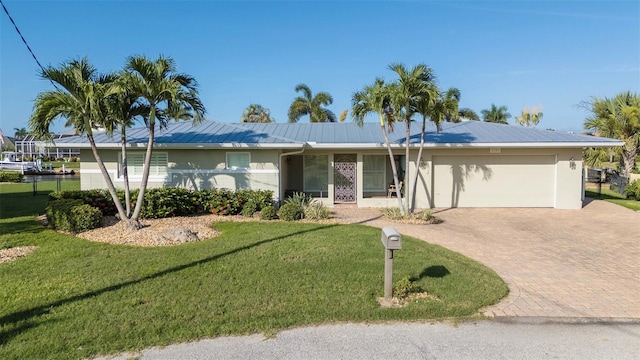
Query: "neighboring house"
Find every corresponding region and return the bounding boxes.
[55,120,622,210]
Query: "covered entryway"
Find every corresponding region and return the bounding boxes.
[432,155,556,208]
[334,154,356,203]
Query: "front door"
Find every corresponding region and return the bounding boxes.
[334,154,356,203]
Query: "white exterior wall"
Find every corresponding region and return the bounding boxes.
[79,149,280,195]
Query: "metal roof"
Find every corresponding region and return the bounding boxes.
[54,120,623,149]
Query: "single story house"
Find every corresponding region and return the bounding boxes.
[56,120,622,209]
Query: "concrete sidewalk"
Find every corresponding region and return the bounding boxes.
[332,199,640,319]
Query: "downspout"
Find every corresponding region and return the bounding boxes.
[278,144,307,203]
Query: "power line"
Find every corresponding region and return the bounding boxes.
[0,0,59,90]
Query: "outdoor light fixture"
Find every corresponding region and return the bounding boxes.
[419,157,426,169]
[569,157,576,170]
[286,156,292,165]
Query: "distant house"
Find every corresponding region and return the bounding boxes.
[55,120,622,209]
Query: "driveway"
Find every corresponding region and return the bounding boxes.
[333,199,640,319]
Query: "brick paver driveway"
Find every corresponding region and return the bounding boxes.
[333,199,639,319]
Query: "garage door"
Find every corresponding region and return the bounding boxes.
[433,155,555,208]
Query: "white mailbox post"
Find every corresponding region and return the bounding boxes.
[381,227,402,300]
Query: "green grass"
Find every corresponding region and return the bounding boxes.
[46,161,81,171]
[0,215,507,359]
[0,180,80,219]
[585,188,640,211]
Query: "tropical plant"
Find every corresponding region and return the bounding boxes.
[339,109,348,122]
[241,103,274,123]
[387,63,438,214]
[481,104,511,124]
[515,105,543,127]
[583,91,640,178]
[13,127,28,139]
[124,55,206,228]
[29,58,130,222]
[288,84,336,123]
[352,78,404,212]
[459,107,480,121]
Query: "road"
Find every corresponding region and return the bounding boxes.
[97,320,640,360]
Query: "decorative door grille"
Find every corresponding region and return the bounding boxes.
[334,161,356,203]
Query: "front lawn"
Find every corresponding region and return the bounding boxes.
[0,180,80,219]
[0,216,508,360]
[585,187,640,211]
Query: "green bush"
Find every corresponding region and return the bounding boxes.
[241,200,258,217]
[0,171,24,183]
[259,205,277,220]
[285,192,313,208]
[45,199,102,233]
[140,187,197,219]
[304,201,331,220]
[417,209,435,222]
[277,202,303,221]
[70,204,103,232]
[625,180,640,200]
[393,276,420,298]
[50,189,117,215]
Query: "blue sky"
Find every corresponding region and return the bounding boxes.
[1,0,638,135]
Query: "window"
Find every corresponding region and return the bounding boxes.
[363,155,386,191]
[125,152,168,177]
[226,152,250,169]
[303,155,328,192]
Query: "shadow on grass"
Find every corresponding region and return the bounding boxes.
[417,265,450,279]
[0,222,340,343]
[0,218,48,237]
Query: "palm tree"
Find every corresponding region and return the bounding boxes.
[459,108,480,121]
[29,58,130,221]
[125,55,206,228]
[104,73,150,217]
[288,84,336,123]
[352,78,404,211]
[241,104,274,123]
[13,127,28,139]
[387,63,437,213]
[481,104,511,124]
[515,106,543,127]
[584,91,639,178]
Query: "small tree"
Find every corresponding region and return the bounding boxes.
[515,106,543,127]
[481,104,511,124]
[288,84,336,123]
[241,104,274,123]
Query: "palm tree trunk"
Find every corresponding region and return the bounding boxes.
[621,140,638,178]
[379,116,404,213]
[86,128,129,222]
[410,116,427,212]
[404,119,411,214]
[129,107,156,229]
[120,125,131,217]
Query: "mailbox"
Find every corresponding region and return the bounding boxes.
[381,227,402,250]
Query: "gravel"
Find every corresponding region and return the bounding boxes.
[0,246,37,263]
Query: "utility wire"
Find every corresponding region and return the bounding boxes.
[1,0,59,90]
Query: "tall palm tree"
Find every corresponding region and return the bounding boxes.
[352,78,404,211]
[241,104,274,123]
[387,63,437,213]
[29,58,130,221]
[104,73,150,217]
[584,91,639,178]
[459,108,480,121]
[481,104,511,124]
[288,84,336,123]
[515,106,543,127]
[125,55,206,228]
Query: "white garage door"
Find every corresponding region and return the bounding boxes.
[433,155,555,208]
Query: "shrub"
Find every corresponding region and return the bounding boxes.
[241,200,258,217]
[259,205,277,220]
[206,188,243,215]
[46,199,102,233]
[140,187,196,219]
[0,171,24,183]
[393,276,420,298]
[381,207,404,220]
[277,202,303,221]
[50,189,117,216]
[625,180,640,200]
[304,201,331,220]
[70,204,103,232]
[285,192,313,208]
[417,209,435,222]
